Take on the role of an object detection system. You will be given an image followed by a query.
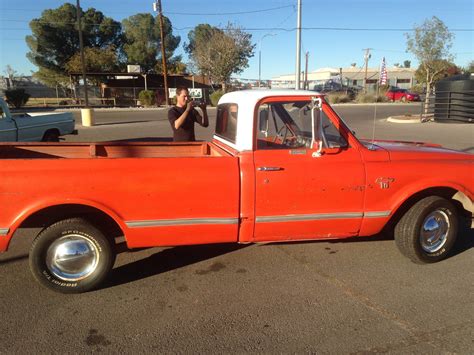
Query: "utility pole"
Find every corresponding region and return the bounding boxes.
[155,0,169,106]
[76,0,89,107]
[304,51,309,90]
[295,0,302,90]
[258,33,275,88]
[363,48,372,93]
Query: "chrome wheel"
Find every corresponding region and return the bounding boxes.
[420,210,450,253]
[46,234,100,281]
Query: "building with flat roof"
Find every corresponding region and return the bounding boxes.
[271,66,417,91]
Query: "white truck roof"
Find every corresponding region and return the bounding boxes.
[215,90,322,152]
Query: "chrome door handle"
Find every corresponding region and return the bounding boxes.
[257,167,283,171]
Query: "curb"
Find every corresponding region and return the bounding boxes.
[387,116,421,124]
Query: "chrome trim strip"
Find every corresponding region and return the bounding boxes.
[126,217,239,228]
[256,211,391,223]
[0,228,9,236]
[17,120,73,130]
[0,128,17,133]
[364,211,391,218]
[256,212,364,223]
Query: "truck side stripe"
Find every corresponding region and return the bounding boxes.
[0,228,9,236]
[17,120,74,130]
[364,211,391,218]
[125,218,239,228]
[124,211,391,228]
[256,211,391,223]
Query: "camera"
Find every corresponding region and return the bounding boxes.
[191,98,202,106]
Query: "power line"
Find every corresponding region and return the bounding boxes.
[1,22,472,32]
[0,4,295,16]
[164,4,295,16]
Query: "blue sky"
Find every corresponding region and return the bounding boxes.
[0,0,472,80]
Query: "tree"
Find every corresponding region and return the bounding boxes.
[415,60,461,84]
[403,60,411,68]
[33,67,71,96]
[122,14,181,72]
[156,56,187,74]
[3,65,18,88]
[465,61,474,74]
[187,23,255,92]
[26,3,122,75]
[405,16,454,116]
[184,24,221,56]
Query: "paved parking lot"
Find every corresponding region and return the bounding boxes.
[0,104,472,353]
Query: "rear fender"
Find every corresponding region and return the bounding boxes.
[1,198,127,252]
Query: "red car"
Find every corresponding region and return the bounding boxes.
[386,88,420,102]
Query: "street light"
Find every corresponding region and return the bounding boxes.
[258,34,276,88]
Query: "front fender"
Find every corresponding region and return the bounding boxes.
[389,178,473,217]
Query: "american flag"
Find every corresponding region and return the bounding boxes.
[379,57,387,85]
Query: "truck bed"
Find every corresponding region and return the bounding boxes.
[0,141,228,159]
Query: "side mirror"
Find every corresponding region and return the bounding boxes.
[259,109,269,133]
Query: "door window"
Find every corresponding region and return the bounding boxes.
[256,100,348,150]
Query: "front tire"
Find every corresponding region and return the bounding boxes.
[395,196,458,264]
[29,218,116,293]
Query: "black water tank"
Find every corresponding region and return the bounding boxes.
[434,75,474,123]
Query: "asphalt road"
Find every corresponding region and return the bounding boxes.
[0,103,473,353]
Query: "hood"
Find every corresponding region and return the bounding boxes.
[360,139,473,161]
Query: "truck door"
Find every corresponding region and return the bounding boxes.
[13,115,43,141]
[252,98,365,242]
[0,103,17,141]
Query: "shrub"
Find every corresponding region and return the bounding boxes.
[326,93,351,104]
[210,90,224,107]
[5,89,30,108]
[355,93,388,103]
[138,90,155,106]
[410,84,425,94]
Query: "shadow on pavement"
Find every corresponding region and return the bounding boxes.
[261,223,473,261]
[0,254,29,265]
[103,243,249,290]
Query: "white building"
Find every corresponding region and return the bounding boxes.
[271,66,417,91]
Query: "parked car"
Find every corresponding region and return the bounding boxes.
[385,88,420,102]
[0,98,76,142]
[312,82,358,99]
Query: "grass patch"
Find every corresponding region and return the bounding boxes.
[326,93,352,104]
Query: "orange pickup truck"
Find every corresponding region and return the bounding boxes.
[1,90,472,293]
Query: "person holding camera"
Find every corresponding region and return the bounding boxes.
[168,86,209,142]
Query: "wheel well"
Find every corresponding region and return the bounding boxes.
[42,129,60,140]
[18,204,124,244]
[43,128,60,136]
[386,187,472,231]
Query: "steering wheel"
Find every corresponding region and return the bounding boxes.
[273,124,300,146]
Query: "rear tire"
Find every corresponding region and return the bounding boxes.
[29,218,116,293]
[400,96,407,103]
[42,130,60,142]
[395,196,458,264]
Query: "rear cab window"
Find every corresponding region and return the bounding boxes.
[215,103,238,144]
